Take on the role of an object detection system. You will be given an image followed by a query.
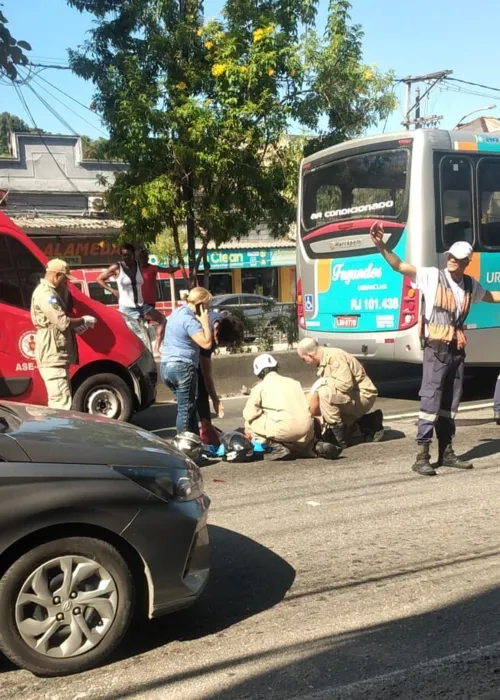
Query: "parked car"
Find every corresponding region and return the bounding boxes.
[0,401,210,676]
[0,213,157,422]
[210,293,293,340]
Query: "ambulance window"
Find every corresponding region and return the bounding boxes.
[0,236,44,309]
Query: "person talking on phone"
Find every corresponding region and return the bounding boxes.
[160,287,213,434]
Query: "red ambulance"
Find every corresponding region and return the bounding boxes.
[0,212,157,421]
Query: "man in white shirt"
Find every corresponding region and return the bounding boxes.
[371,221,500,476]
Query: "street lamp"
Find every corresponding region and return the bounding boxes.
[454,104,497,130]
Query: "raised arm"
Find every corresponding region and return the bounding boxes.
[370,222,417,280]
[97,264,120,298]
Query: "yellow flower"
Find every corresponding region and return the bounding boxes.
[176,82,187,90]
[205,40,214,49]
[267,67,275,76]
[364,69,373,81]
[264,23,275,35]
[133,199,137,205]
[204,98,212,106]
[141,208,148,218]
[253,28,265,43]
[241,65,248,73]
[196,27,203,36]
[212,63,227,77]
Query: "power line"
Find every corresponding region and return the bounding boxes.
[25,71,107,136]
[34,72,100,117]
[445,77,500,96]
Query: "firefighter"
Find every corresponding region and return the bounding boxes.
[297,338,383,448]
[371,221,500,476]
[31,259,96,411]
[243,353,341,461]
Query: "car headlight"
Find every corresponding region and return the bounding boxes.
[121,313,153,353]
[112,462,204,502]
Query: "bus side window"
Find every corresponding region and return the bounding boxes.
[439,156,474,251]
[478,159,500,249]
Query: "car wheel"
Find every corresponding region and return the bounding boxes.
[72,373,134,422]
[0,537,135,677]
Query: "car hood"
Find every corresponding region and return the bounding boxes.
[1,402,188,468]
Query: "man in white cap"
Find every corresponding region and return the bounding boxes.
[31,259,96,411]
[371,222,500,476]
[243,353,341,461]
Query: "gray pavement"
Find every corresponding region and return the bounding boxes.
[4,374,500,699]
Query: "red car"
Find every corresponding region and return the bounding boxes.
[0,212,157,421]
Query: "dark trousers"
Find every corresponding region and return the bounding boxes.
[161,361,199,435]
[417,344,465,445]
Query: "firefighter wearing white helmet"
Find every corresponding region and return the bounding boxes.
[243,353,341,461]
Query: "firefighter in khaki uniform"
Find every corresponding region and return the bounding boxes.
[297,338,383,448]
[31,259,96,410]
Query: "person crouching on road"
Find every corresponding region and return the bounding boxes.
[297,338,383,449]
[370,221,500,476]
[31,259,96,411]
[243,353,341,461]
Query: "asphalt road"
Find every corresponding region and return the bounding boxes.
[4,371,500,699]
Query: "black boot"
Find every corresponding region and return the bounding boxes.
[412,444,436,476]
[437,443,473,470]
[263,441,292,462]
[324,422,348,449]
[314,440,342,460]
[495,412,500,426]
[359,410,385,442]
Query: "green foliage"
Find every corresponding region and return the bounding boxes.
[0,6,31,80]
[80,135,113,160]
[0,112,31,155]
[67,0,396,278]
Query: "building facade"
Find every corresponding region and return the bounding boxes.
[0,133,297,303]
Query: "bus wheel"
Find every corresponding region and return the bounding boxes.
[72,374,134,422]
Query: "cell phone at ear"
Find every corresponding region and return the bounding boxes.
[196,303,203,315]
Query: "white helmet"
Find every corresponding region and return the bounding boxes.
[253,353,278,377]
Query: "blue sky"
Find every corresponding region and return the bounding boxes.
[2,0,500,139]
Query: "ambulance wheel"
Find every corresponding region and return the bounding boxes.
[72,373,134,422]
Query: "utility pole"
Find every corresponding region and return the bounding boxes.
[402,70,453,130]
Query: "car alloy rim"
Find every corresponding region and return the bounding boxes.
[15,555,118,658]
[86,388,121,418]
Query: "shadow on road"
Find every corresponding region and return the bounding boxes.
[114,525,295,663]
[459,438,500,461]
[99,572,500,700]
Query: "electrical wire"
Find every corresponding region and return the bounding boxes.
[445,77,500,95]
[34,72,100,117]
[23,71,107,136]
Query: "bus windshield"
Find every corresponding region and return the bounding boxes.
[302,148,409,236]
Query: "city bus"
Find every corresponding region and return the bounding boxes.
[297,128,500,365]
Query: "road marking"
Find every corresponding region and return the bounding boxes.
[387,401,494,421]
[306,501,321,507]
[294,639,500,700]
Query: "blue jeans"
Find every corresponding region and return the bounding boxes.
[161,361,199,435]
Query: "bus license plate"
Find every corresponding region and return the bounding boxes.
[335,315,358,329]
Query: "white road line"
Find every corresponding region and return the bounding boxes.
[388,402,494,421]
[294,639,500,700]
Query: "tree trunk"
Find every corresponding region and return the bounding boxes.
[169,273,177,309]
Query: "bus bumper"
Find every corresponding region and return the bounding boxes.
[299,326,423,364]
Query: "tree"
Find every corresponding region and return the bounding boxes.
[80,135,113,160]
[0,6,31,80]
[0,112,31,155]
[68,0,396,285]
